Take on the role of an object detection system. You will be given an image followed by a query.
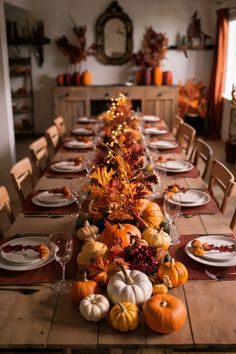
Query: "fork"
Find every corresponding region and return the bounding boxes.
[204,269,236,281]
[0,288,39,295]
[180,213,214,218]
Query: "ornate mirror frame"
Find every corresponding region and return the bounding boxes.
[95,1,133,65]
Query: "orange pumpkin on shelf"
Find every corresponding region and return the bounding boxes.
[99,221,141,248]
[143,293,187,334]
[70,270,101,304]
[157,258,188,288]
[153,67,163,86]
[81,70,92,86]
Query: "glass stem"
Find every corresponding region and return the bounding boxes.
[62,264,66,283]
[170,220,173,240]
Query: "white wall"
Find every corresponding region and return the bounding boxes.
[5,0,217,132]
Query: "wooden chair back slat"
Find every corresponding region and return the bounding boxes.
[178,122,196,156]
[172,114,183,138]
[0,186,15,224]
[29,137,49,176]
[10,157,35,206]
[190,138,213,181]
[53,116,66,138]
[208,160,235,214]
[45,125,60,153]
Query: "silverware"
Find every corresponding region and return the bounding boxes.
[204,269,236,281]
[180,213,214,218]
[24,214,65,218]
[13,233,50,238]
[0,288,39,295]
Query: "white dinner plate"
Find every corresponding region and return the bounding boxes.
[173,190,206,204]
[72,128,93,135]
[185,235,236,267]
[64,140,93,149]
[32,191,74,208]
[143,115,160,122]
[50,161,84,173]
[170,190,210,207]
[155,160,193,173]
[144,128,168,135]
[77,117,96,124]
[148,140,178,150]
[0,237,54,270]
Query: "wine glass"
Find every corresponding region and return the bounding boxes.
[163,192,181,244]
[70,180,88,216]
[50,232,73,293]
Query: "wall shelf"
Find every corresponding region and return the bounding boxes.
[168,44,215,58]
[8,37,50,66]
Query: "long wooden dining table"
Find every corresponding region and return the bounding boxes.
[0,117,235,352]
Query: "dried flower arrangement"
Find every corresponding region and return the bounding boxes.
[55,25,96,64]
[178,79,208,118]
[133,27,168,68]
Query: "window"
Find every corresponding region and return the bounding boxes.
[224,16,236,99]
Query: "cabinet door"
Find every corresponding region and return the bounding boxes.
[144,95,176,128]
[54,91,86,131]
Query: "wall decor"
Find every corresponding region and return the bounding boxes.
[95,1,133,65]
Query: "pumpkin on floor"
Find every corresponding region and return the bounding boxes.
[143,293,187,333]
[109,302,140,332]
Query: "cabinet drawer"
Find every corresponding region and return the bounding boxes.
[145,87,176,99]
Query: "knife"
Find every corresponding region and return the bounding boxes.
[24,214,66,218]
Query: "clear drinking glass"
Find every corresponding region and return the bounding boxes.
[163,193,181,244]
[70,180,88,216]
[50,232,73,293]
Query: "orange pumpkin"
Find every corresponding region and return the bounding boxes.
[70,270,101,304]
[134,199,163,229]
[163,71,173,85]
[89,257,120,286]
[157,258,188,288]
[143,293,187,333]
[99,221,141,248]
[81,70,92,86]
[153,67,163,86]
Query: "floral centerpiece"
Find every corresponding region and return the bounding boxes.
[178,79,208,118]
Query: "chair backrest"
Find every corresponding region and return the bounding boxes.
[190,138,213,181]
[178,122,196,156]
[45,125,60,153]
[228,181,236,230]
[0,186,15,224]
[10,157,35,206]
[208,159,235,214]
[29,137,49,176]
[172,115,183,138]
[53,116,66,138]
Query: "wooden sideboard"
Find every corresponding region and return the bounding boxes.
[53,85,179,131]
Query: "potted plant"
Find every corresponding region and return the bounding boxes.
[133,27,168,85]
[178,79,208,135]
[55,24,96,86]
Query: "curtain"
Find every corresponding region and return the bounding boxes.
[208,8,229,139]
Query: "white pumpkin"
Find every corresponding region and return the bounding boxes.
[107,265,152,306]
[77,220,99,242]
[142,227,171,250]
[79,294,110,322]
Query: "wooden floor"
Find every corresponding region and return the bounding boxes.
[0,136,235,354]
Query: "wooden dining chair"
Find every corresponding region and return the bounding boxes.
[228,181,236,230]
[53,115,66,139]
[178,122,196,157]
[29,136,50,176]
[190,138,213,181]
[0,186,15,224]
[172,114,183,138]
[208,159,235,214]
[45,125,60,156]
[10,157,35,207]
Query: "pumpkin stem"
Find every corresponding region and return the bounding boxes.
[82,270,88,282]
[120,264,134,285]
[160,300,168,308]
[170,258,175,266]
[117,302,126,313]
[84,220,90,226]
[131,210,149,229]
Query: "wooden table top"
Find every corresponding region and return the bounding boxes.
[0,123,235,350]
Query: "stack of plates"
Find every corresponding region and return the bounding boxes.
[185,235,236,267]
[51,161,84,173]
[155,160,193,173]
[143,115,160,122]
[172,189,210,207]
[0,237,54,271]
[64,140,93,149]
[144,127,167,135]
[148,140,178,150]
[72,128,93,135]
[32,191,75,208]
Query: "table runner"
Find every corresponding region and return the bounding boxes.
[169,234,236,280]
[44,162,86,179]
[22,190,79,215]
[0,236,79,284]
[167,165,199,178]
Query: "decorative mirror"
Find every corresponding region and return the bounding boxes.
[95,1,133,65]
